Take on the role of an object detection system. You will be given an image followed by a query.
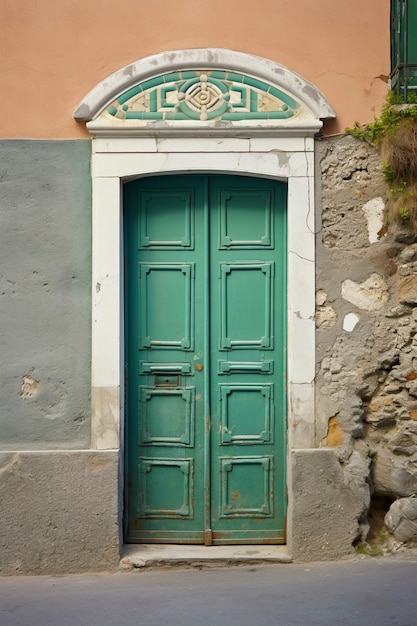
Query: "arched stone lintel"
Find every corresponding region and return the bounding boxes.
[74,48,336,123]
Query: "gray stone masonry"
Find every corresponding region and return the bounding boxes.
[315,135,417,548]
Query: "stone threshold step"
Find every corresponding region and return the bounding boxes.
[120,544,292,570]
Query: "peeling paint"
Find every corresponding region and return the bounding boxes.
[19,375,39,398]
[91,386,120,449]
[362,197,385,243]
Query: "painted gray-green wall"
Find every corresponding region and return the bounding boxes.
[0,140,92,449]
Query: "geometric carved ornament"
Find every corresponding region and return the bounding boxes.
[106,70,300,122]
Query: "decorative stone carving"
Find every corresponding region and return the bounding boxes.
[106,70,300,122]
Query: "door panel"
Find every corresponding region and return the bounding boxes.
[139,263,194,349]
[218,384,274,444]
[125,177,205,543]
[219,262,273,348]
[125,174,286,544]
[209,175,286,543]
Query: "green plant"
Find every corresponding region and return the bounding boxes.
[381,161,395,183]
[399,207,410,222]
[354,543,383,557]
[354,543,368,555]
[346,92,417,236]
[346,92,417,147]
[389,180,408,199]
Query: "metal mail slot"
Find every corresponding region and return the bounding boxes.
[140,362,192,375]
[218,360,274,374]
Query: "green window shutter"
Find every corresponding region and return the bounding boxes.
[391,0,417,102]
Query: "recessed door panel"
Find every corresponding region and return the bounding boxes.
[219,384,274,444]
[220,456,273,517]
[219,190,274,248]
[125,174,286,544]
[219,262,273,349]
[139,263,194,349]
[138,458,193,518]
[140,387,194,446]
[139,190,194,248]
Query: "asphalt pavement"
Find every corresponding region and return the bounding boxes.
[0,553,416,626]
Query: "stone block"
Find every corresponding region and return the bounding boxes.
[341,274,389,311]
[372,449,417,497]
[315,289,337,329]
[0,451,120,575]
[399,244,417,263]
[397,275,417,306]
[288,449,369,561]
[385,497,417,543]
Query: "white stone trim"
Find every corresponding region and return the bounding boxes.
[74,49,335,123]
[87,120,323,138]
[89,141,316,452]
[76,51,329,555]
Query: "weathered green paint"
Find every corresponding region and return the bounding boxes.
[391,0,417,100]
[125,175,286,544]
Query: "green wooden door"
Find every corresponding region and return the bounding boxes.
[125,174,286,544]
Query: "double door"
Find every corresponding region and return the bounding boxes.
[125,174,286,544]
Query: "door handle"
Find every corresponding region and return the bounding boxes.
[195,363,204,372]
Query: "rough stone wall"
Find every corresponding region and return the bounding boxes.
[315,135,417,550]
[0,140,92,449]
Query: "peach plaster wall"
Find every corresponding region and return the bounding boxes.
[1,0,389,139]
